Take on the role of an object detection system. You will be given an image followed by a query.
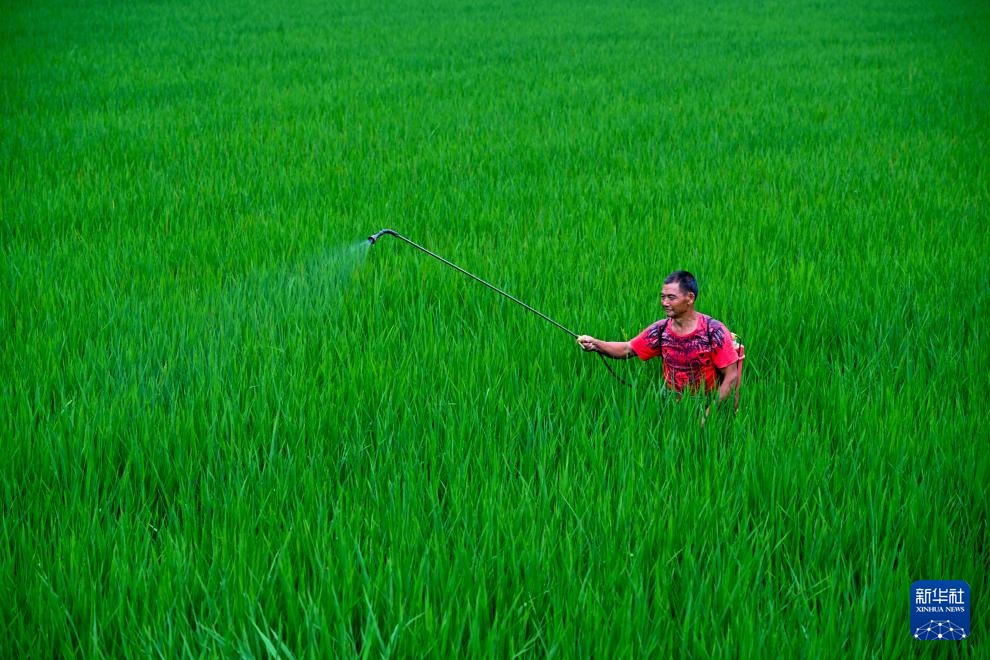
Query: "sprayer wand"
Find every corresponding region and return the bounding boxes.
[368,228,632,387]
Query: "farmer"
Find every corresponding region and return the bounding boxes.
[576,271,740,423]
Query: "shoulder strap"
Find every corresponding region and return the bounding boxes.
[653,319,668,364]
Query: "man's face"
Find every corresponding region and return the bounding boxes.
[661,282,694,318]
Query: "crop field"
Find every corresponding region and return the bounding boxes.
[2,0,989,656]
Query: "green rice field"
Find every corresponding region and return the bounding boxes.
[2,0,988,655]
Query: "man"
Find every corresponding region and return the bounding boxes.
[576,271,740,423]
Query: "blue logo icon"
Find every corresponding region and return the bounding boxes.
[911,580,970,640]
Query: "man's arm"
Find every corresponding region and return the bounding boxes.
[702,361,741,428]
[576,336,635,360]
[716,361,740,408]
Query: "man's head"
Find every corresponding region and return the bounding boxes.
[661,270,698,319]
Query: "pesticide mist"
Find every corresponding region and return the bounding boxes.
[85,238,373,418]
[226,239,370,321]
[188,239,372,393]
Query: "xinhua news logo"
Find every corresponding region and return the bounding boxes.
[911,580,970,641]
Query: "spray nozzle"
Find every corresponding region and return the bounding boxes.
[368,229,397,245]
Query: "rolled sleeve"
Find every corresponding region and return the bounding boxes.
[711,323,739,369]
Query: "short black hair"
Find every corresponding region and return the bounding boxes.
[663,270,698,298]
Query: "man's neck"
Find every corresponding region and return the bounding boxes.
[670,310,699,334]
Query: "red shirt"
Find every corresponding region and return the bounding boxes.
[629,314,739,393]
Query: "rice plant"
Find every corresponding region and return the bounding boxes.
[2,0,987,655]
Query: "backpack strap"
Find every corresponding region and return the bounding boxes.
[652,318,668,351]
[733,340,744,412]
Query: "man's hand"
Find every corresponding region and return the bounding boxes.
[576,335,599,352]
[577,337,635,359]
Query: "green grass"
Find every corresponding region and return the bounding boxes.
[2,0,988,655]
